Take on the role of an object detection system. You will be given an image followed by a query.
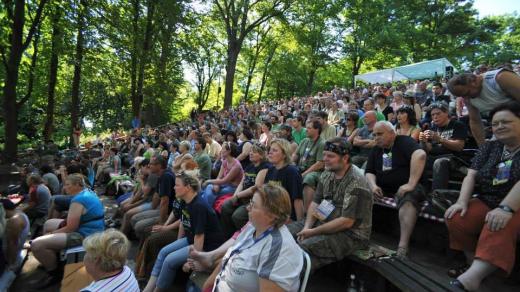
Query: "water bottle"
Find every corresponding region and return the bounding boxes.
[347,273,358,292]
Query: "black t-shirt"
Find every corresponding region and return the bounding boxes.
[181,194,225,251]
[428,119,468,156]
[381,105,394,121]
[158,169,176,210]
[243,161,271,190]
[238,141,252,170]
[264,164,303,220]
[172,198,185,221]
[366,136,422,193]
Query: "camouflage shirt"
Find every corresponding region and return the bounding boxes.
[313,165,373,241]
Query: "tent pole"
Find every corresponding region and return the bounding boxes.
[391,69,395,83]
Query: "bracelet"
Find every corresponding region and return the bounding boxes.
[498,205,515,214]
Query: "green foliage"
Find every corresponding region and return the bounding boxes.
[1,0,520,154]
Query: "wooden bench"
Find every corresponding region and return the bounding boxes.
[347,253,460,292]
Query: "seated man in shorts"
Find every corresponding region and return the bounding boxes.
[365,121,427,258]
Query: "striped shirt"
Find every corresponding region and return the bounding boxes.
[80,266,139,292]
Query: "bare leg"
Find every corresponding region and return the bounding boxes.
[457,259,497,291]
[397,202,418,256]
[142,276,157,292]
[153,287,165,292]
[303,185,315,212]
[188,238,236,272]
[43,219,64,234]
[31,233,67,271]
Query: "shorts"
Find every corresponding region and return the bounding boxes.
[66,232,84,248]
[303,171,321,188]
[391,184,426,212]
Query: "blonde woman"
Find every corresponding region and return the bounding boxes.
[262,139,304,221]
[81,229,139,291]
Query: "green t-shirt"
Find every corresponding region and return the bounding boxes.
[295,137,325,172]
[292,128,307,145]
[358,111,386,127]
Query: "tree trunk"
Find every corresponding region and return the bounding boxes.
[3,0,28,162]
[243,40,261,102]
[134,0,155,119]
[2,0,47,161]
[351,56,363,87]
[257,45,276,103]
[44,7,61,142]
[70,0,87,147]
[306,68,316,95]
[223,42,240,108]
[130,0,140,120]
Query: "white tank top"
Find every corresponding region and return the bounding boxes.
[471,68,514,116]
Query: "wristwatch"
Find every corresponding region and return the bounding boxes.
[498,205,515,214]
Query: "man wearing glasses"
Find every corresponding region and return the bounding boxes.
[288,138,372,271]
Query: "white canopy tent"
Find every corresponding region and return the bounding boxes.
[354,58,457,85]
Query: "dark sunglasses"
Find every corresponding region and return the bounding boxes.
[324,141,350,156]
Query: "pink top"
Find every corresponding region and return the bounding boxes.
[221,158,244,187]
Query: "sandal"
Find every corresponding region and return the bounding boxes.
[447,264,469,278]
[449,279,469,291]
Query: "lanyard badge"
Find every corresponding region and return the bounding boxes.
[314,200,335,221]
[382,152,392,171]
[493,159,512,185]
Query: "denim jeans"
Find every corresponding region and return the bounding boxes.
[185,280,202,292]
[201,184,237,207]
[152,237,190,289]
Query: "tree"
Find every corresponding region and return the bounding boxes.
[134,0,155,122]
[183,15,224,111]
[240,23,271,102]
[288,0,342,94]
[213,0,291,108]
[341,0,398,86]
[43,4,62,142]
[70,0,87,147]
[1,0,47,161]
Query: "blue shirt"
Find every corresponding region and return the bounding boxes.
[71,189,105,237]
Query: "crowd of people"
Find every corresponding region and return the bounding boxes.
[0,65,519,292]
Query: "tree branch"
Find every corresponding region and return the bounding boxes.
[17,24,40,108]
[22,0,47,51]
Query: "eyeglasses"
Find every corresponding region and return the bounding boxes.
[324,141,350,156]
[430,102,449,111]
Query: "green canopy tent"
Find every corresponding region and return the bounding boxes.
[354,58,457,86]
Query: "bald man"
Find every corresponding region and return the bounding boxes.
[365,121,427,258]
[352,111,378,167]
[448,68,520,145]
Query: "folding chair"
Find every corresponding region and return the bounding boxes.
[300,249,311,292]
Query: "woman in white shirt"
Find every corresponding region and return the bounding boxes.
[213,184,303,292]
